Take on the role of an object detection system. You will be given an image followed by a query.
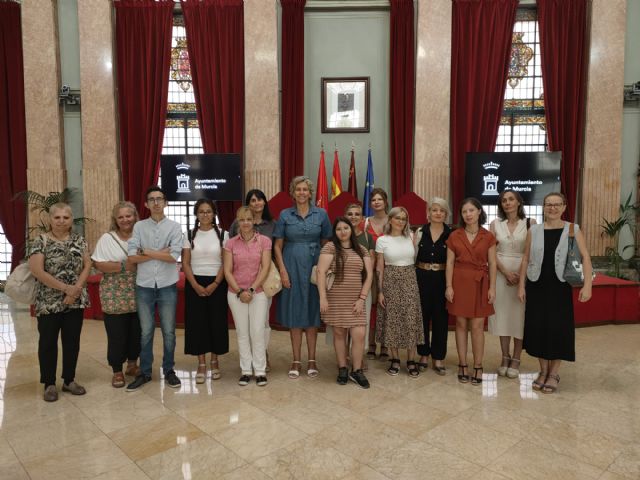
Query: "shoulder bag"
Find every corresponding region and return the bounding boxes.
[5,235,47,304]
[99,233,136,314]
[563,223,590,287]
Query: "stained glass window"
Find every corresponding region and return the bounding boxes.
[0,224,11,281]
[488,8,546,225]
[160,15,203,232]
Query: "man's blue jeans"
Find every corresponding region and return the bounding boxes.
[136,284,177,376]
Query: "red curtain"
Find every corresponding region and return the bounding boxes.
[280,0,306,190]
[182,0,244,229]
[450,0,517,219]
[114,0,173,218]
[538,0,589,221]
[0,1,27,270]
[389,0,415,203]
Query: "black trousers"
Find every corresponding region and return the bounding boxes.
[103,312,141,373]
[37,309,84,386]
[416,269,449,360]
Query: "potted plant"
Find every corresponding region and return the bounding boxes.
[601,192,638,278]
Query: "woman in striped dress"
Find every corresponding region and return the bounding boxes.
[318,217,373,388]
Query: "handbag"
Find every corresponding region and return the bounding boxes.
[99,233,136,314]
[5,234,47,304]
[563,223,592,287]
[310,265,335,291]
[262,260,282,298]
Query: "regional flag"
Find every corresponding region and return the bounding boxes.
[331,149,342,200]
[362,149,375,217]
[316,149,329,210]
[348,148,358,198]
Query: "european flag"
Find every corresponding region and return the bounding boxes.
[362,149,375,217]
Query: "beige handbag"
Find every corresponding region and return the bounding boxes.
[262,260,282,298]
[310,265,335,291]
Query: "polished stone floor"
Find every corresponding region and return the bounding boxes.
[0,294,638,480]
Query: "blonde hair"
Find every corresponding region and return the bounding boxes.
[429,197,450,220]
[236,205,253,219]
[384,206,411,237]
[288,176,314,203]
[110,201,139,231]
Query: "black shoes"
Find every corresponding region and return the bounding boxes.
[256,376,268,387]
[349,369,370,389]
[337,367,349,385]
[238,375,251,386]
[165,370,181,388]
[126,374,151,392]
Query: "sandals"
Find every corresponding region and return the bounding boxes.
[210,360,221,380]
[471,365,483,386]
[112,372,125,388]
[407,360,420,378]
[195,364,206,384]
[506,358,520,379]
[288,361,301,379]
[417,356,428,371]
[386,358,401,376]
[307,360,319,378]
[497,355,511,377]
[532,371,547,391]
[432,363,447,376]
[457,364,469,383]
[542,373,560,394]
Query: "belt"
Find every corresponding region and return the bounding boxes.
[416,262,446,271]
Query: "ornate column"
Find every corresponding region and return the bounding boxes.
[78,0,120,248]
[581,0,626,254]
[244,0,281,198]
[413,0,451,202]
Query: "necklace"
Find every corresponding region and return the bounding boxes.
[241,231,256,242]
[464,227,479,235]
[50,231,69,242]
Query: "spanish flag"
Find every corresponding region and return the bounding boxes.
[331,148,343,200]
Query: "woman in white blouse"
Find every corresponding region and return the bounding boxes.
[182,199,229,383]
[375,207,424,378]
[92,201,141,388]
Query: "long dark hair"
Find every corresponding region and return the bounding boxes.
[497,189,526,220]
[245,189,272,221]
[331,217,365,283]
[190,199,223,248]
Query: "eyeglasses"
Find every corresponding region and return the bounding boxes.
[147,197,165,205]
[197,211,213,216]
[543,203,564,208]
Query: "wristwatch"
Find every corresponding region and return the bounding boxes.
[236,289,245,298]
[137,248,144,256]
[248,287,255,294]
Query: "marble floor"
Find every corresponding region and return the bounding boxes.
[0,296,638,480]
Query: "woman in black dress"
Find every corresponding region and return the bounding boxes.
[518,192,592,394]
[414,197,451,375]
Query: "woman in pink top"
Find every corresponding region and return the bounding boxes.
[224,207,272,387]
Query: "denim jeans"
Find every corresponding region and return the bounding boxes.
[136,284,177,376]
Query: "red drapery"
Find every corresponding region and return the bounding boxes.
[0,1,27,270]
[182,0,244,229]
[280,0,306,191]
[389,0,415,203]
[114,0,173,218]
[538,0,589,221]
[450,0,517,219]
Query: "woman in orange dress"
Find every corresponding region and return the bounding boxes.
[445,198,497,386]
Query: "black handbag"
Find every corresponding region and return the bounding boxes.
[563,223,588,287]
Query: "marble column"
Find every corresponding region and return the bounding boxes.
[413,0,451,203]
[22,0,66,228]
[244,0,281,199]
[77,0,120,249]
[582,0,626,255]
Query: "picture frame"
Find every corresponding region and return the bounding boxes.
[321,77,370,133]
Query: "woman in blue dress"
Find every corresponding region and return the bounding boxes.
[274,176,332,379]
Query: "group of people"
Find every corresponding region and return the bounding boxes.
[26,178,592,402]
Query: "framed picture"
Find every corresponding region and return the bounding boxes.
[321,77,370,133]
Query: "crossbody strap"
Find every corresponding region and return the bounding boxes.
[108,232,129,256]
